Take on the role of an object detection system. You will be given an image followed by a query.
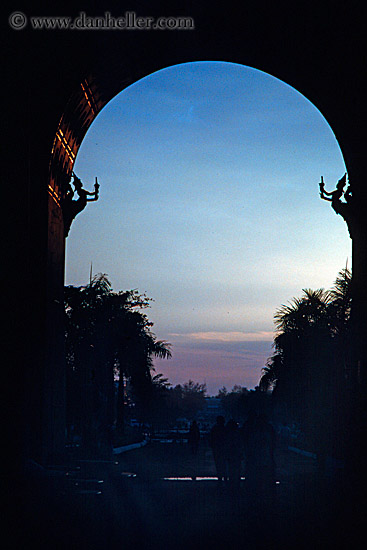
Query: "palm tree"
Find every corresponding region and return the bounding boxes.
[260,267,352,459]
[64,274,171,453]
[115,322,171,433]
[259,354,282,393]
[269,288,333,409]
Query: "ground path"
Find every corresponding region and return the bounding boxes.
[13,439,362,549]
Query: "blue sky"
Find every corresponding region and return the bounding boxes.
[65,61,350,395]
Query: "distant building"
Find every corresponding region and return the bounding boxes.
[206,397,223,414]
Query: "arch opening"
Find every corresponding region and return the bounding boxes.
[65,61,350,393]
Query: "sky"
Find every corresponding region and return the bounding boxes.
[65,61,351,396]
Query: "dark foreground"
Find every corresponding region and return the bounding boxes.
[7,440,365,549]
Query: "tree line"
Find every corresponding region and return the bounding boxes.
[259,266,352,459]
[64,274,171,456]
[64,267,353,460]
[64,274,208,455]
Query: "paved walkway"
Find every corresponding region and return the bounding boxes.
[11,439,362,549]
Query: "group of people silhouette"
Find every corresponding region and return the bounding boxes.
[188,412,276,496]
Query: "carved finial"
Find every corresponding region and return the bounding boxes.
[62,173,100,237]
[319,173,354,238]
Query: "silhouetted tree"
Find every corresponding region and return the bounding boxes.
[64,274,171,454]
[260,267,352,459]
[217,385,271,421]
[169,380,207,420]
[217,385,249,420]
[133,372,173,430]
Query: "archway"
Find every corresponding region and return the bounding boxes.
[47,60,352,465]
[67,61,350,387]
[7,8,366,548]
